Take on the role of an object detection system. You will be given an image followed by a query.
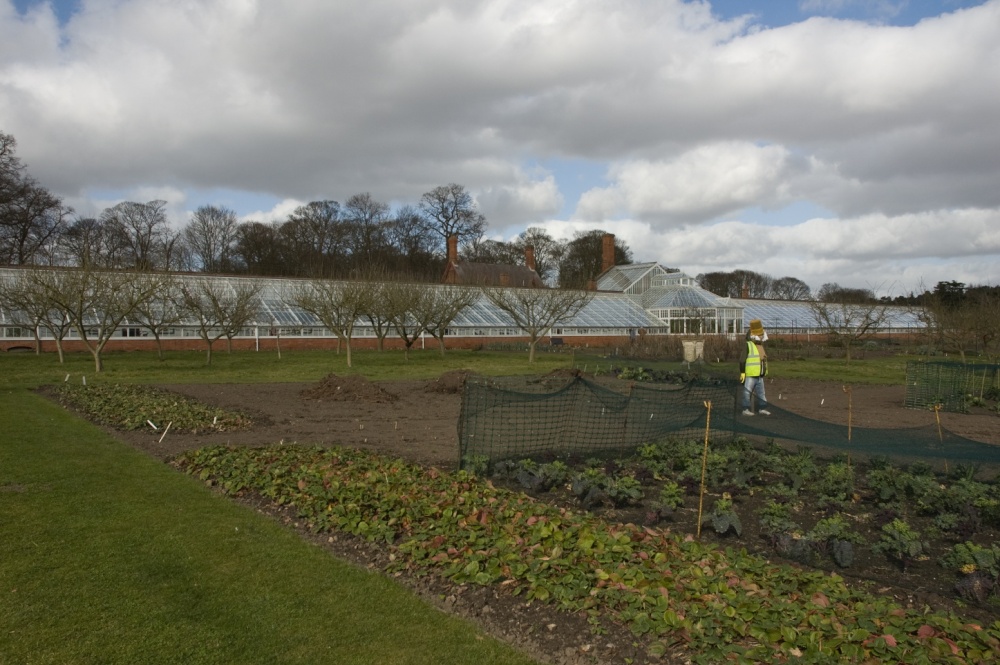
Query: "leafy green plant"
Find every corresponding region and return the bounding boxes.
[943,542,1000,603]
[604,474,645,507]
[680,450,729,486]
[758,499,799,540]
[616,366,651,381]
[461,454,490,476]
[807,514,863,568]
[634,442,671,477]
[816,462,856,507]
[55,382,252,433]
[943,542,1000,580]
[907,460,934,476]
[491,459,518,478]
[176,444,1000,664]
[762,483,799,504]
[932,511,960,535]
[866,467,908,504]
[650,480,685,519]
[515,459,569,493]
[571,467,607,509]
[867,455,894,471]
[966,395,988,409]
[781,448,818,490]
[873,519,927,572]
[704,494,742,537]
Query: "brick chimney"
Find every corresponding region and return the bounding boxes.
[446,234,459,265]
[601,233,616,273]
[524,245,536,272]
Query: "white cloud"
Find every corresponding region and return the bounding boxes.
[575,142,796,223]
[239,199,307,225]
[596,207,1000,294]
[2,0,999,291]
[476,171,564,230]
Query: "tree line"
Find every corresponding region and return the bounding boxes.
[695,268,893,304]
[0,265,593,372]
[2,131,632,289]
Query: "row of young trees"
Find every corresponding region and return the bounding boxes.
[0,267,593,372]
[917,281,1000,361]
[803,281,1000,361]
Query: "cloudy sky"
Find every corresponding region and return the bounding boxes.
[2,0,998,296]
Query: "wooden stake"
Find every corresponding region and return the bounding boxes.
[934,403,948,474]
[934,403,943,443]
[696,400,712,540]
[843,385,852,442]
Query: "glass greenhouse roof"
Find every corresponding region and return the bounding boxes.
[0,268,924,333]
[733,299,923,329]
[596,263,664,292]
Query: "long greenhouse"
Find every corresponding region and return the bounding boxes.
[0,266,923,353]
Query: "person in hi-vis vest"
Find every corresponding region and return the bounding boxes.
[738,319,770,416]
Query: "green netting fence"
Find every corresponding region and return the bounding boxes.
[905,360,1000,412]
[459,373,1000,468]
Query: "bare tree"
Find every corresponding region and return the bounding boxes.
[467,238,522,264]
[235,221,283,275]
[0,269,73,359]
[129,274,184,359]
[283,278,372,367]
[387,205,440,280]
[0,181,69,265]
[282,200,347,277]
[514,227,565,283]
[35,268,161,372]
[771,276,812,300]
[183,205,241,273]
[343,193,391,268]
[177,277,262,365]
[969,288,1000,360]
[382,282,435,360]
[417,285,478,356]
[816,282,876,304]
[99,200,179,270]
[360,279,395,351]
[809,298,892,363]
[418,184,486,252]
[557,230,632,289]
[59,217,112,268]
[697,269,773,298]
[0,132,69,266]
[918,281,1000,362]
[482,286,593,362]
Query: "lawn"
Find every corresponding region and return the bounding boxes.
[0,384,539,665]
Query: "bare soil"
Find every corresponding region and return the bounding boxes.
[100,374,1000,665]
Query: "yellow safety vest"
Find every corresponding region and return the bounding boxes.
[745,341,766,377]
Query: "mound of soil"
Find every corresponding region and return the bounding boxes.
[544,368,584,378]
[425,369,474,394]
[301,374,398,403]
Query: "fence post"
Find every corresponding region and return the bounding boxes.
[696,400,712,540]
